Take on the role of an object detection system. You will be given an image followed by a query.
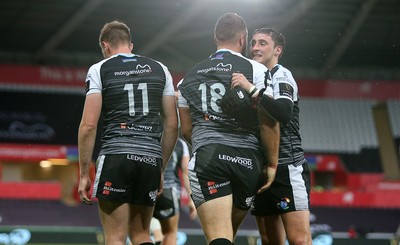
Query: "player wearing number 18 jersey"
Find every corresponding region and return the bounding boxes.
[78,20,178,245]
[177,13,280,245]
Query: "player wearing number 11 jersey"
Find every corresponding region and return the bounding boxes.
[78,20,178,245]
[177,13,280,245]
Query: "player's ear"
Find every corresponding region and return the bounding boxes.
[130,42,133,52]
[239,34,246,47]
[275,46,283,57]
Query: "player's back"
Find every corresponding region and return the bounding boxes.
[90,54,170,157]
[179,50,263,152]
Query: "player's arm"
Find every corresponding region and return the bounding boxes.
[160,67,179,172]
[180,140,197,220]
[160,94,178,173]
[231,72,293,124]
[78,93,102,204]
[257,108,280,194]
[258,96,293,124]
[176,84,193,146]
[178,107,192,146]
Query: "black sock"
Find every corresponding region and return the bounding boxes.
[155,242,162,245]
[209,238,232,245]
[139,243,154,245]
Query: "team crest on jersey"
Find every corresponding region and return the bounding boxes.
[279,83,294,98]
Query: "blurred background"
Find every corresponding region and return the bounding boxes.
[0,0,399,244]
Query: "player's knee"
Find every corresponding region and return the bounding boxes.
[209,238,232,245]
[287,235,311,245]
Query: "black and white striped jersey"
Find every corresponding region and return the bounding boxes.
[178,49,271,152]
[269,64,306,166]
[85,53,175,158]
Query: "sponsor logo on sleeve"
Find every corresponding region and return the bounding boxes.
[279,83,294,99]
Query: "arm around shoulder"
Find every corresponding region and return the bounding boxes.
[258,96,293,124]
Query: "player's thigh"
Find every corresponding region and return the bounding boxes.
[197,195,234,243]
[231,206,249,237]
[260,215,286,245]
[281,210,311,242]
[128,205,155,240]
[98,200,129,240]
[160,213,179,233]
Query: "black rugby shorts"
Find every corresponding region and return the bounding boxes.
[92,154,162,206]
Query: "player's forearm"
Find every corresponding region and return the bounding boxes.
[181,128,192,147]
[258,96,293,124]
[258,109,280,168]
[78,124,97,176]
[181,158,192,195]
[161,125,178,172]
[178,108,193,146]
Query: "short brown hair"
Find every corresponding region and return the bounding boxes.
[214,13,248,44]
[99,20,131,49]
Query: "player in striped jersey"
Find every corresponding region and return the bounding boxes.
[231,28,311,245]
[78,20,178,245]
[178,14,280,245]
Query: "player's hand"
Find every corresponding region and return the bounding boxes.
[257,165,277,194]
[188,199,197,220]
[231,73,253,93]
[157,174,164,198]
[78,175,93,205]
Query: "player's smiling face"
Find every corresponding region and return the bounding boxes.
[250,33,276,65]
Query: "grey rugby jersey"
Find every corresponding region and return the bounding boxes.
[178,49,271,152]
[85,53,175,158]
[269,64,306,166]
[163,138,190,192]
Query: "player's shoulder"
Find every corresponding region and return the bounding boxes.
[135,54,169,69]
[228,52,267,72]
[181,58,209,82]
[249,58,268,72]
[274,64,293,76]
[274,65,295,79]
[273,64,297,88]
[89,56,114,71]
